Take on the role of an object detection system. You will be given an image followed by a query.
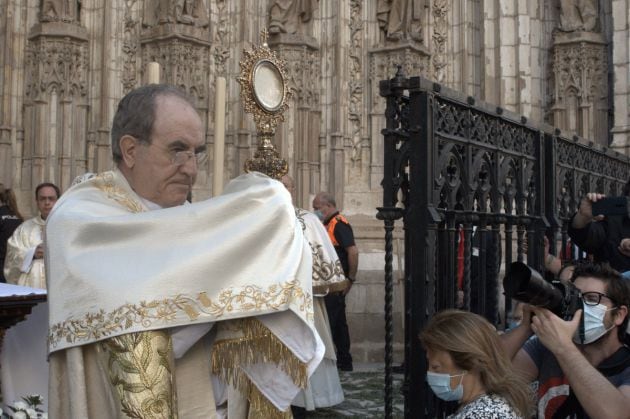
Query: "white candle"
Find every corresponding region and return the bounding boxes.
[146,62,160,84]
[212,77,226,196]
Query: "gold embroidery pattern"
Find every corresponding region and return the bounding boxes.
[49,280,313,348]
[99,331,177,419]
[212,318,308,418]
[94,172,144,213]
[295,208,347,294]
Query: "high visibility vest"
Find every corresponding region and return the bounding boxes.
[326,214,350,247]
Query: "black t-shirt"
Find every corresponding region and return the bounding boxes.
[0,205,23,282]
[325,212,355,276]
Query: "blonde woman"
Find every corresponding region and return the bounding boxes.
[420,309,532,419]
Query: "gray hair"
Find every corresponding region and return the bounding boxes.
[111,84,195,164]
[316,192,336,207]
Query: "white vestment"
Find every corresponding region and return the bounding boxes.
[291,209,345,409]
[4,216,46,289]
[45,169,323,418]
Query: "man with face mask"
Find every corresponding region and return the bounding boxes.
[502,263,630,418]
[312,192,358,372]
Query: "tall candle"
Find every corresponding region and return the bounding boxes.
[213,77,226,196]
[146,62,160,84]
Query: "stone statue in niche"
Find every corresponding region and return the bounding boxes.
[377,0,424,42]
[175,0,208,27]
[143,0,208,28]
[41,0,80,23]
[558,0,598,32]
[268,0,318,35]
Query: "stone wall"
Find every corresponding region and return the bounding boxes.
[1,0,630,362]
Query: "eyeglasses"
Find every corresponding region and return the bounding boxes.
[145,140,208,166]
[170,149,208,166]
[581,291,615,306]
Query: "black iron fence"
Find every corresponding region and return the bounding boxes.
[377,69,630,419]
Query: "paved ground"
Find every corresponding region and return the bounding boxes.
[307,363,404,418]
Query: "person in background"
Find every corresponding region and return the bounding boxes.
[4,182,59,289]
[0,184,23,283]
[502,262,630,418]
[420,309,532,418]
[313,191,358,372]
[569,191,630,272]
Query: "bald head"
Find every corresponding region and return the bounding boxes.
[312,191,337,221]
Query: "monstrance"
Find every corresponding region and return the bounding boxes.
[237,30,293,179]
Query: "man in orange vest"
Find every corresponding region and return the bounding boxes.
[313,192,358,372]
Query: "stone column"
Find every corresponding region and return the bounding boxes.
[611,0,630,150]
[24,17,89,192]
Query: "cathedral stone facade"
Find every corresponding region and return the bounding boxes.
[1,0,630,361]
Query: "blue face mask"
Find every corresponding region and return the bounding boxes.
[314,209,324,221]
[426,371,466,402]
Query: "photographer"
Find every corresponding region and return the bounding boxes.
[502,263,630,418]
[569,192,630,272]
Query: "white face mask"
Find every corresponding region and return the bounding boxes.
[573,303,616,345]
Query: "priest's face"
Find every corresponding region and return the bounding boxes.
[36,186,59,220]
[126,95,204,208]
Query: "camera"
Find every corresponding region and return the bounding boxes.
[591,196,630,217]
[503,262,582,320]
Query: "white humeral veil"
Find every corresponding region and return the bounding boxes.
[292,209,345,409]
[45,169,323,418]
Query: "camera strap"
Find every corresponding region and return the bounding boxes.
[552,345,630,419]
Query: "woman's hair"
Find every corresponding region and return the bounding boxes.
[0,183,23,220]
[420,309,533,417]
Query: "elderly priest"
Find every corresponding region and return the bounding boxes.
[45,84,323,418]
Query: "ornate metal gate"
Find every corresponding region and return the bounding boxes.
[377,69,630,419]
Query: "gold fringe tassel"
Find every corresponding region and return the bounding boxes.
[247,384,293,419]
[211,317,308,417]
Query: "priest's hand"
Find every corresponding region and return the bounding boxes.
[34,244,44,259]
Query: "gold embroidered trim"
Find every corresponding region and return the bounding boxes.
[94,172,144,213]
[211,318,307,417]
[49,280,313,348]
[99,331,177,419]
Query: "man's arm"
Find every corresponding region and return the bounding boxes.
[531,308,630,419]
[500,305,539,382]
[346,244,358,281]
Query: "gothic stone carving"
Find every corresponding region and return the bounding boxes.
[349,0,363,161]
[122,1,140,92]
[25,32,88,99]
[369,44,430,111]
[212,0,230,76]
[552,32,608,141]
[432,0,448,83]
[142,38,210,103]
